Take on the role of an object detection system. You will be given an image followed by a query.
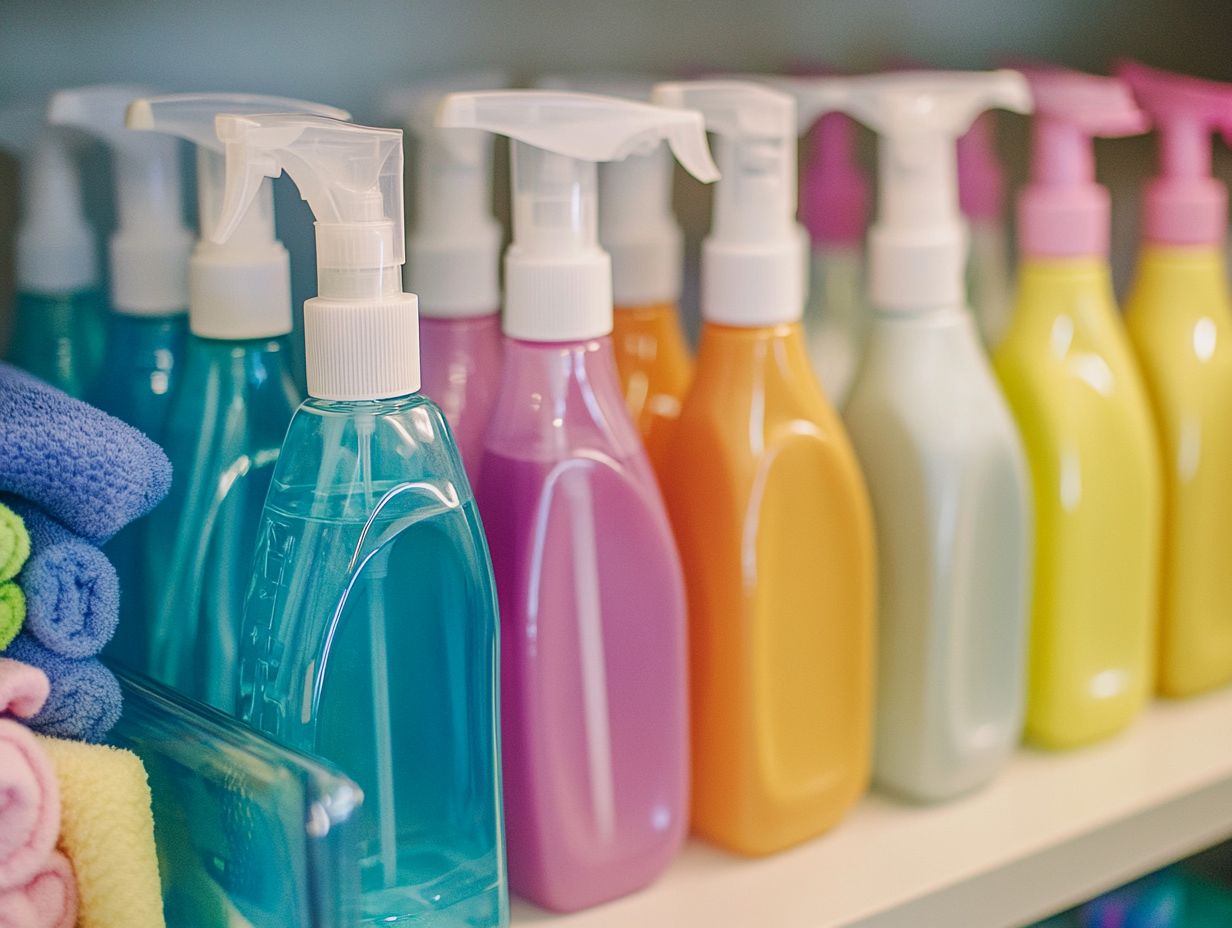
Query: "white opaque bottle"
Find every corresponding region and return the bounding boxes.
[799,70,1035,802]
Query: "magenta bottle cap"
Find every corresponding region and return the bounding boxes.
[1118,60,1232,247]
[957,112,1004,222]
[1018,66,1147,259]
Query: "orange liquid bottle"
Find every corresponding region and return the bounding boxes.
[611,301,691,474]
[655,80,875,856]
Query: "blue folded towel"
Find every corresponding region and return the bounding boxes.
[2,633,122,743]
[0,363,172,544]
[3,496,119,659]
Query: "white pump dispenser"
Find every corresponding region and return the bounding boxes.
[0,104,96,294]
[210,113,416,401]
[382,72,506,318]
[435,90,718,342]
[124,94,351,340]
[791,71,1031,312]
[651,80,804,327]
[48,85,193,316]
[538,75,683,307]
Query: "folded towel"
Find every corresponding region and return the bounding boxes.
[0,585,25,652]
[2,499,119,660]
[2,637,120,743]
[0,852,77,928]
[37,737,165,928]
[0,658,49,719]
[0,504,29,584]
[0,719,59,892]
[0,364,172,544]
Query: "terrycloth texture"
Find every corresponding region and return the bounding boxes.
[0,504,29,584]
[0,658,49,719]
[36,737,166,928]
[2,499,119,660]
[0,585,25,651]
[1,637,120,743]
[0,852,77,928]
[0,719,59,892]
[0,364,172,544]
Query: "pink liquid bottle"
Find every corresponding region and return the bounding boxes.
[437,90,719,912]
[384,74,509,482]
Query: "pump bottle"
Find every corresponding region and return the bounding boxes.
[383,73,506,481]
[1117,61,1232,698]
[650,81,874,854]
[0,104,105,396]
[995,69,1161,748]
[438,90,716,911]
[213,112,506,925]
[49,85,194,660]
[960,112,1015,347]
[792,71,1034,802]
[124,94,349,713]
[799,100,869,406]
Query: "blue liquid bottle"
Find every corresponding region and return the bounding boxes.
[125,93,349,712]
[0,108,106,396]
[48,85,195,668]
[214,112,506,926]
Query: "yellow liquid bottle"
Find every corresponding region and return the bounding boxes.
[1117,60,1232,697]
[1125,249,1232,696]
[611,301,692,480]
[664,321,875,855]
[996,259,1161,747]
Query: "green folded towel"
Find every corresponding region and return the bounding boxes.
[0,502,30,583]
[0,581,26,649]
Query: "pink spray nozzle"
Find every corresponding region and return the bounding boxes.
[791,63,869,248]
[1018,66,1147,258]
[1117,59,1232,247]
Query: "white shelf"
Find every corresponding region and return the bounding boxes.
[511,686,1232,928]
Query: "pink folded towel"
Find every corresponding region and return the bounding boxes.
[0,852,77,928]
[0,720,60,892]
[0,659,50,720]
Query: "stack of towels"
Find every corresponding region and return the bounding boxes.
[0,363,171,743]
[0,364,171,928]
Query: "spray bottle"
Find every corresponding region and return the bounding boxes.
[1117,60,1232,698]
[994,68,1160,749]
[211,112,505,924]
[959,111,1015,346]
[123,93,349,712]
[437,89,715,910]
[650,80,874,854]
[0,104,105,395]
[382,72,506,481]
[537,74,695,479]
[49,84,194,651]
[793,71,1034,801]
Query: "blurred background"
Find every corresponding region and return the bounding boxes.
[4,0,1232,349]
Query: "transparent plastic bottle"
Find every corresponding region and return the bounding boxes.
[8,289,106,397]
[146,335,299,710]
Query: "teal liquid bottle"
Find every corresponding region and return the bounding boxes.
[8,288,106,396]
[47,84,195,668]
[125,92,351,710]
[146,335,298,709]
[216,112,506,925]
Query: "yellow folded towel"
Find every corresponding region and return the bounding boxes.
[36,736,165,928]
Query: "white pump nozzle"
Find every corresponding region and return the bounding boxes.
[536,74,683,308]
[787,70,1032,311]
[210,113,417,401]
[48,85,193,316]
[125,94,351,340]
[382,72,507,319]
[437,90,717,342]
[0,103,97,294]
[651,80,805,327]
